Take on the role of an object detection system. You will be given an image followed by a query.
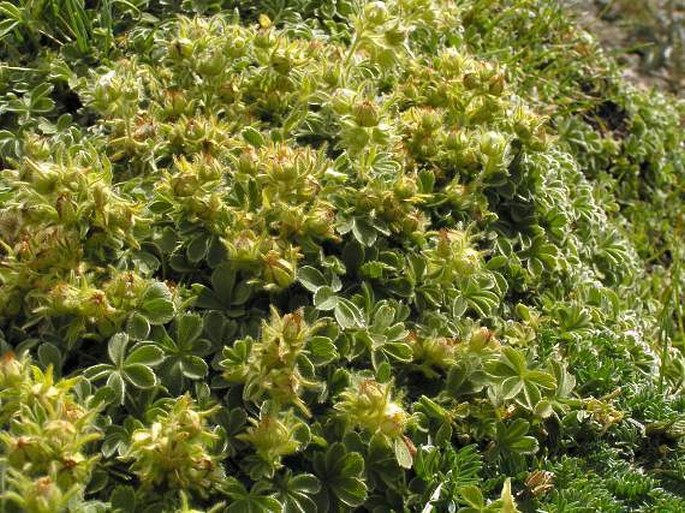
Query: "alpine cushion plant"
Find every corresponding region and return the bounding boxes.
[1,0,684,512]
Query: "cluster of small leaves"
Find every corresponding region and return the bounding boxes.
[1,0,684,512]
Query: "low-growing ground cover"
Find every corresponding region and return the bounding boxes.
[0,1,684,512]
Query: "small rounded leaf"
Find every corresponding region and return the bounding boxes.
[126,345,165,366]
[313,286,339,311]
[181,355,208,379]
[108,333,129,368]
[141,283,176,325]
[334,298,364,330]
[394,437,413,469]
[126,313,151,341]
[123,364,158,389]
[298,266,327,293]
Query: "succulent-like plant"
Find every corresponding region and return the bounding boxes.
[1,0,684,512]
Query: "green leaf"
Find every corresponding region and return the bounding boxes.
[0,19,20,40]
[123,364,157,389]
[140,282,176,325]
[506,418,530,439]
[496,419,539,456]
[460,485,485,508]
[242,126,265,147]
[372,303,395,331]
[352,218,377,247]
[393,438,413,469]
[211,263,237,304]
[508,435,539,455]
[376,361,392,382]
[527,370,557,390]
[110,485,137,513]
[177,312,203,346]
[329,446,366,506]
[382,342,413,362]
[108,333,129,368]
[0,2,22,20]
[272,472,320,513]
[37,343,61,372]
[521,381,542,409]
[435,420,453,445]
[181,355,208,379]
[330,475,367,507]
[308,336,338,365]
[85,364,114,382]
[385,323,408,342]
[223,477,282,513]
[534,399,554,418]
[290,474,321,494]
[107,372,125,405]
[418,169,435,193]
[186,234,209,263]
[501,376,524,400]
[486,255,508,270]
[315,444,368,508]
[334,298,364,330]
[313,286,339,311]
[126,345,165,366]
[132,251,161,274]
[501,347,527,374]
[126,312,151,341]
[298,266,327,293]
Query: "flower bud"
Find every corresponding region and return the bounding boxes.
[364,1,389,25]
[353,100,380,127]
[470,327,494,349]
[488,72,505,95]
[0,352,23,387]
[384,26,406,47]
[463,72,480,90]
[479,130,507,157]
[168,37,193,60]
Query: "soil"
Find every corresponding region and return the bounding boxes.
[563,0,685,96]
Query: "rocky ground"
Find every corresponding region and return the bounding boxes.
[564,0,685,95]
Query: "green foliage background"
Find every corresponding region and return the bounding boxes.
[0,1,684,512]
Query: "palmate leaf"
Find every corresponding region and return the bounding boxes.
[222,477,281,513]
[488,347,557,411]
[154,315,213,390]
[494,419,539,456]
[458,277,501,318]
[270,471,321,513]
[86,334,163,404]
[313,443,368,511]
[366,433,405,490]
[350,298,413,368]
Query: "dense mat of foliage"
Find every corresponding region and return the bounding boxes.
[1,1,684,511]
